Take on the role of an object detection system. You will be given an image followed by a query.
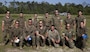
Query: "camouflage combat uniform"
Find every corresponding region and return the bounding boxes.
[2,17,14,44]
[64,18,74,29]
[62,29,75,48]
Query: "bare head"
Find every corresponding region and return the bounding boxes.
[28,19,32,25]
[15,21,19,27]
[80,21,84,28]
[39,20,43,27]
[45,12,49,18]
[54,9,59,16]
[34,14,38,18]
[6,10,10,17]
[67,12,71,19]
[51,25,55,31]
[19,12,23,17]
[78,10,83,16]
[66,24,70,29]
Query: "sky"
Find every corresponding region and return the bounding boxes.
[0,0,90,5]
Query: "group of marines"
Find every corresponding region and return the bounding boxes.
[1,9,87,50]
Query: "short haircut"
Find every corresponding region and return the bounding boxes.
[15,20,19,24]
[39,20,44,24]
[28,19,32,20]
[55,9,58,10]
[45,12,48,13]
[20,12,23,13]
[39,20,43,22]
[5,10,10,13]
[78,10,83,12]
[51,25,55,27]
[67,11,71,14]
[80,21,84,24]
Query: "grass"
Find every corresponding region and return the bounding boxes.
[0,14,90,52]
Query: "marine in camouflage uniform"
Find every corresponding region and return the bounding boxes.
[47,25,60,47]
[64,12,74,29]
[16,12,26,29]
[11,21,23,49]
[2,11,14,45]
[76,21,87,50]
[25,19,39,48]
[42,12,52,31]
[51,9,62,34]
[32,14,39,28]
[75,10,86,37]
[16,12,26,42]
[37,20,47,46]
[62,24,75,48]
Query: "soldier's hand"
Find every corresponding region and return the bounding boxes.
[25,37,27,40]
[65,36,69,41]
[41,35,45,39]
[35,31,40,36]
[11,39,14,42]
[2,28,4,32]
[15,37,18,40]
[51,38,55,43]
[56,40,60,43]
[70,39,73,42]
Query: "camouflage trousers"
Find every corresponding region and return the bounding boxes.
[2,28,12,45]
[31,35,40,46]
[61,37,74,48]
[47,37,60,46]
[39,36,46,46]
[76,36,87,49]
